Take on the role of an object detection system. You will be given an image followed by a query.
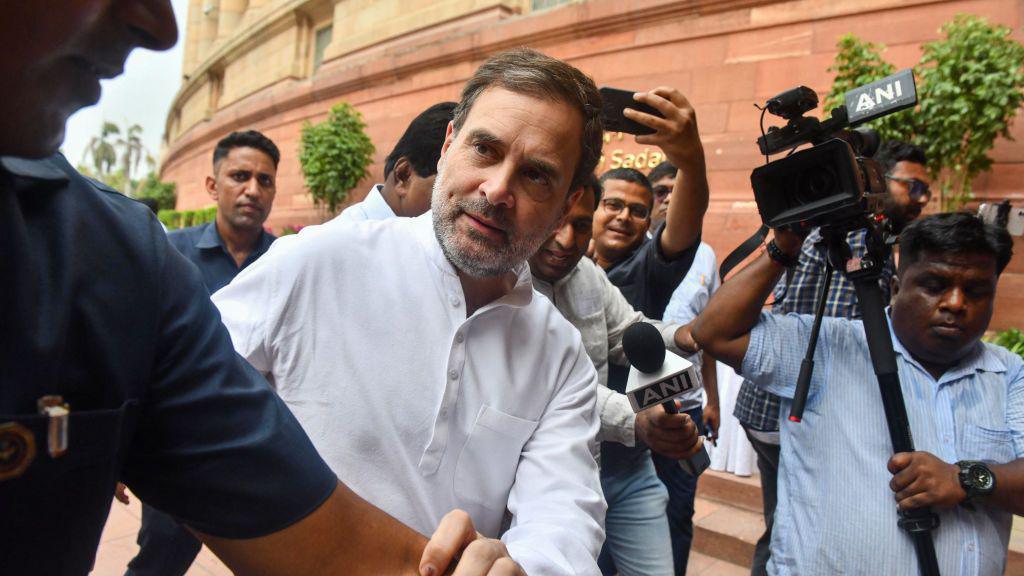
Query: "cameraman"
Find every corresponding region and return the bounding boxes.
[732,140,929,575]
[693,212,1021,575]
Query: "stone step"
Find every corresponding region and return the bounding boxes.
[697,470,763,514]
[692,495,764,568]
[688,485,1024,569]
[1008,551,1024,576]
[686,550,749,575]
[692,477,1024,575]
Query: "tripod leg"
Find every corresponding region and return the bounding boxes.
[852,277,941,576]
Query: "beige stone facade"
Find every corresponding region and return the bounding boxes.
[161,0,1024,329]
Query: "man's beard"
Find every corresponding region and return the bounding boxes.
[880,196,920,235]
[431,163,561,278]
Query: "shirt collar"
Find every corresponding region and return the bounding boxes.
[0,155,71,183]
[607,220,662,274]
[362,184,397,220]
[196,220,276,257]
[196,221,225,250]
[887,307,1007,384]
[535,259,583,294]
[411,211,534,310]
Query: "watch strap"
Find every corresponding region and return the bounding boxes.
[766,239,800,268]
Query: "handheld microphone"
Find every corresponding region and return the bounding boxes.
[622,322,711,477]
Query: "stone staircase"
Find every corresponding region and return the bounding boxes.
[692,469,1024,575]
[692,470,763,570]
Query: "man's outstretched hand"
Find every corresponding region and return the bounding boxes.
[625,87,702,169]
[420,510,526,576]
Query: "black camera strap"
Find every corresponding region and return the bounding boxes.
[718,224,768,282]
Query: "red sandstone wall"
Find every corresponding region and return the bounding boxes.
[161,0,1024,329]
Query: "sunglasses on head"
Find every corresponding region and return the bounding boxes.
[885,175,931,202]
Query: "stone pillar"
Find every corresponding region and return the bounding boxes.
[198,0,220,61]
[183,0,203,74]
[321,0,356,63]
[217,0,248,41]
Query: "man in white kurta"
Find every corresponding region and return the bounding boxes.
[213,48,608,575]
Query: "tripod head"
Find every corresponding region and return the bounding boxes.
[819,216,892,284]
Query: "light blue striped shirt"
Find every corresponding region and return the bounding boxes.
[664,242,719,409]
[743,311,1024,576]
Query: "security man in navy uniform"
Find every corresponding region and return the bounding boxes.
[0,2,506,574]
[125,130,281,575]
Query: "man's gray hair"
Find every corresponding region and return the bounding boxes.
[452,47,603,192]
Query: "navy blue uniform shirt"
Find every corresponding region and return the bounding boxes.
[602,223,699,471]
[0,155,336,575]
[167,221,276,294]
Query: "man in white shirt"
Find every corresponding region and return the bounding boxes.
[337,101,456,222]
[213,48,607,576]
[530,174,704,576]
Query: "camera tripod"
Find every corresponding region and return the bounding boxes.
[788,219,941,576]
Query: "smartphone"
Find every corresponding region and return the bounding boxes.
[600,87,665,136]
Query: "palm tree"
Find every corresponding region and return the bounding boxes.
[82,121,120,177]
[117,123,145,196]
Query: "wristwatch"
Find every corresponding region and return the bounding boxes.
[766,239,799,268]
[956,460,996,501]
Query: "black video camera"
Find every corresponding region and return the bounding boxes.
[750,69,917,231]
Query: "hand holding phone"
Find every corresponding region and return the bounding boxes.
[600,87,703,170]
[600,87,665,136]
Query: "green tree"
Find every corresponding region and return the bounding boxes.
[75,164,129,193]
[82,121,120,176]
[825,16,1024,210]
[136,172,177,211]
[78,120,157,197]
[116,123,146,196]
[916,15,1024,209]
[299,103,376,214]
[824,34,912,144]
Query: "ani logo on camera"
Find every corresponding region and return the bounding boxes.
[845,69,916,124]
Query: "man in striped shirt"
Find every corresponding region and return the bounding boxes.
[694,213,1021,575]
[732,140,929,575]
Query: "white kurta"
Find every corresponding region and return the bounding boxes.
[212,213,606,574]
[334,184,396,222]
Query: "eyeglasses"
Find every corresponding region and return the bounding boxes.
[601,197,650,220]
[885,175,931,202]
[652,185,672,201]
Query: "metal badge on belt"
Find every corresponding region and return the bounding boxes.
[0,395,69,481]
[0,422,36,481]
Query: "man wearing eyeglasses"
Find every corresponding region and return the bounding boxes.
[734,139,929,576]
[588,93,710,575]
